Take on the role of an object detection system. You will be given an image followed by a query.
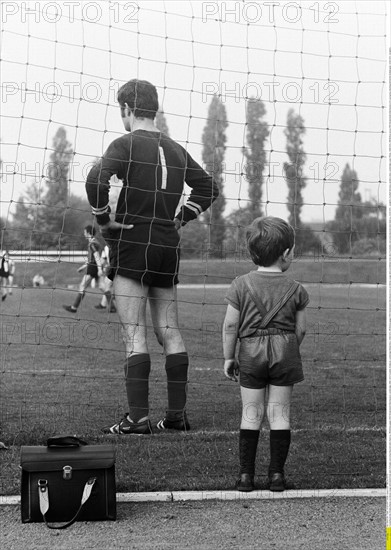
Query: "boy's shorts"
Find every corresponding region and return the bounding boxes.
[108,223,180,288]
[86,265,99,279]
[238,329,304,389]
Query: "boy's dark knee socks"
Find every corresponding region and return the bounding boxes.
[165,352,189,421]
[269,429,291,475]
[239,429,260,477]
[124,354,151,422]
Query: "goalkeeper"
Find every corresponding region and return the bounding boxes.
[85,79,218,435]
[223,217,308,492]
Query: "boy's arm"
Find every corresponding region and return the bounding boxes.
[175,152,219,227]
[295,309,307,345]
[222,304,240,382]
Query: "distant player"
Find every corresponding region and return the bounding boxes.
[0,250,9,301]
[32,274,45,287]
[6,252,15,295]
[85,79,218,434]
[223,217,308,492]
[95,245,116,312]
[63,225,114,313]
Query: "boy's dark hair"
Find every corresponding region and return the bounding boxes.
[84,224,96,236]
[117,79,158,120]
[246,217,295,267]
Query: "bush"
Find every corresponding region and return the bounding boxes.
[351,238,386,257]
[178,219,209,259]
[294,224,322,257]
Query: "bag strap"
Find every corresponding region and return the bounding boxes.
[38,477,96,530]
[245,275,299,329]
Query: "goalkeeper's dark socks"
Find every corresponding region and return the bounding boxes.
[72,292,84,310]
[165,352,189,421]
[124,353,151,422]
[269,429,291,475]
[239,429,260,476]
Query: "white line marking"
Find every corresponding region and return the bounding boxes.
[0,488,385,506]
[178,284,385,289]
[170,427,385,436]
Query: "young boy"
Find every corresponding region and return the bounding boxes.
[223,216,309,492]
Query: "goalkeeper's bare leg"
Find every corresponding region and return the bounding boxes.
[149,285,190,431]
[104,275,152,434]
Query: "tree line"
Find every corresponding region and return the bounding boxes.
[0,98,385,258]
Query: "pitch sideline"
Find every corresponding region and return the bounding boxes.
[0,488,385,506]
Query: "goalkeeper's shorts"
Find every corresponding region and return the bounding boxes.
[108,222,180,288]
[238,329,304,389]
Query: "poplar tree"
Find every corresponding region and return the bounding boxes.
[328,163,363,253]
[155,110,170,136]
[283,109,307,228]
[43,126,73,246]
[202,96,228,255]
[243,98,269,218]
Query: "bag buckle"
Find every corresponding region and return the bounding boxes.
[63,465,72,480]
[38,479,48,492]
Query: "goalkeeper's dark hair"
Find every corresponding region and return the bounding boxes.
[117,79,158,120]
[246,217,295,267]
[84,224,96,236]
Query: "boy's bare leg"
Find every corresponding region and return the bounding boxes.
[267,384,294,488]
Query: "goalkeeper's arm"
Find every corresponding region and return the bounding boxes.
[85,137,128,226]
[174,152,219,227]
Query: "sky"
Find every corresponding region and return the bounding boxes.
[0,0,388,225]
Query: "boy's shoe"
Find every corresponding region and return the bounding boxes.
[94,304,106,309]
[156,415,190,431]
[109,306,117,313]
[235,473,255,492]
[269,472,286,492]
[104,414,153,435]
[63,305,77,312]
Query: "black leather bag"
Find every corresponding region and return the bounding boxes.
[20,436,116,528]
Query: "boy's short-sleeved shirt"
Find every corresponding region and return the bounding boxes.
[225,270,309,338]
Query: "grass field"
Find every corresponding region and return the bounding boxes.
[8,256,387,288]
[0,260,386,495]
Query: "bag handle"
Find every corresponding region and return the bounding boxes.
[47,435,88,448]
[38,477,96,529]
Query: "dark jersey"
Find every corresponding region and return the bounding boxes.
[85,130,219,226]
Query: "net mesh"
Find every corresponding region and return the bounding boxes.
[0,0,387,491]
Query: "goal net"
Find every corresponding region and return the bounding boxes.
[0,1,387,492]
